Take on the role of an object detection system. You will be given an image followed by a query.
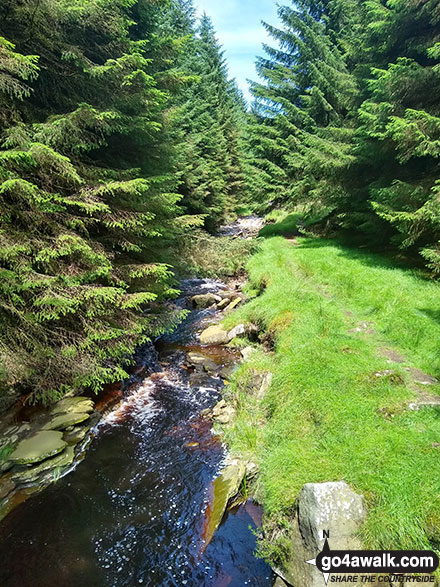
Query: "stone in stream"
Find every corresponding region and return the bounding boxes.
[219,364,236,379]
[224,297,242,312]
[279,481,366,586]
[200,325,229,345]
[186,352,218,373]
[9,431,67,465]
[191,293,222,309]
[11,446,75,485]
[211,399,236,424]
[203,456,246,548]
[63,426,89,446]
[42,412,90,431]
[51,396,94,415]
[217,298,231,310]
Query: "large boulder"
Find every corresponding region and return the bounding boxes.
[9,431,67,465]
[200,325,229,345]
[280,481,366,586]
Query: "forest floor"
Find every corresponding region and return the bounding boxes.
[222,235,440,556]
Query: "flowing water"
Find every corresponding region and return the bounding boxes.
[0,277,274,587]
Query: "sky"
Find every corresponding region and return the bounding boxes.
[193,0,282,104]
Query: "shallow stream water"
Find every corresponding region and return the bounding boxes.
[0,276,274,587]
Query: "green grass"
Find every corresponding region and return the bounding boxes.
[259,213,302,238]
[224,237,440,554]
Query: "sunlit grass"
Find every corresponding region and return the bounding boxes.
[225,237,440,552]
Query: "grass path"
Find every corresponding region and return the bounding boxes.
[224,237,440,558]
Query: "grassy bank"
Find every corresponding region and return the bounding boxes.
[223,237,440,557]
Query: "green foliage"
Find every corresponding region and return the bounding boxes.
[164,4,249,229]
[250,0,440,274]
[174,229,257,278]
[0,0,195,404]
[0,0,252,405]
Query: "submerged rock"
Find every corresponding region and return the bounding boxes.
[186,352,218,373]
[9,431,67,465]
[203,456,246,547]
[200,325,229,345]
[0,477,15,499]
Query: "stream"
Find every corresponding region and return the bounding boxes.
[0,220,274,587]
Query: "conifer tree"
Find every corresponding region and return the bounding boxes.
[247,1,360,212]
[168,6,248,229]
[251,0,440,272]
[0,0,188,404]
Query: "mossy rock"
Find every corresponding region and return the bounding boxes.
[51,397,94,415]
[203,457,246,546]
[191,293,222,309]
[63,426,88,446]
[9,431,67,465]
[42,412,90,431]
[200,325,229,345]
[12,446,75,484]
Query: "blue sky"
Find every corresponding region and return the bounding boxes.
[193,0,282,103]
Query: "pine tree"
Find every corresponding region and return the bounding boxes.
[0,0,188,404]
[168,7,248,229]
[247,1,360,214]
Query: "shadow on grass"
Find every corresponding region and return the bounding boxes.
[296,236,428,275]
[259,214,303,238]
[419,308,440,327]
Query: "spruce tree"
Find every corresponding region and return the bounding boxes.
[247,1,360,213]
[0,0,187,404]
[168,6,248,229]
